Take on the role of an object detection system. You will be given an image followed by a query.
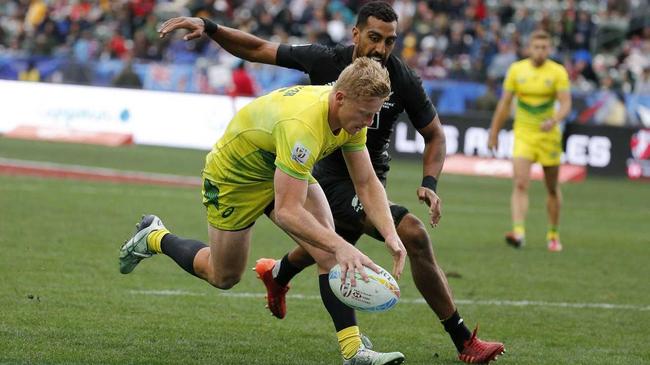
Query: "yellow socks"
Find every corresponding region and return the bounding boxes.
[513,222,525,238]
[146,229,170,254]
[547,226,559,241]
[337,326,362,360]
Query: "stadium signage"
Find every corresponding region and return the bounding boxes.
[627,129,650,180]
[564,135,611,168]
[1,81,643,179]
[0,80,242,150]
[391,115,642,178]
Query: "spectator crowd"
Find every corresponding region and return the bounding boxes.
[1,0,649,120]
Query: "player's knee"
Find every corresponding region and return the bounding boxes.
[207,274,241,290]
[547,185,560,197]
[514,179,529,192]
[398,214,433,257]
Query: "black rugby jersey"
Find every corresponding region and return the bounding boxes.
[276,43,436,180]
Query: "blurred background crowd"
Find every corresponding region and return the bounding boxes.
[1,0,649,127]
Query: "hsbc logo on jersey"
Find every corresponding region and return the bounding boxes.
[291,142,310,165]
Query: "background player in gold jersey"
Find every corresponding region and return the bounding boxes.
[488,30,572,252]
[119,58,408,365]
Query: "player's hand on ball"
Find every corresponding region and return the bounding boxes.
[159,17,205,41]
[328,264,400,312]
[384,233,406,280]
[334,243,379,286]
[417,187,442,227]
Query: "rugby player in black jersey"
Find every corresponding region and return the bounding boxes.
[160,2,504,363]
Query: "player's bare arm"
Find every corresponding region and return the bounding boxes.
[272,168,378,283]
[342,148,406,280]
[541,90,572,131]
[488,90,515,150]
[158,16,279,65]
[416,115,445,227]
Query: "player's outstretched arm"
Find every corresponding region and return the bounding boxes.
[416,115,445,227]
[343,148,406,280]
[272,169,378,284]
[159,17,279,65]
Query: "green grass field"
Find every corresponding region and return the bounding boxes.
[1,138,649,365]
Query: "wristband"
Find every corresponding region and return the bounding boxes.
[200,17,219,36]
[421,175,438,193]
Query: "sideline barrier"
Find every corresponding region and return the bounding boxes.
[1,80,647,180]
[390,114,650,180]
[0,80,254,150]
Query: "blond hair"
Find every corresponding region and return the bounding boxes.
[530,30,551,42]
[333,57,391,99]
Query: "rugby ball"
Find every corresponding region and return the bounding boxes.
[328,263,400,312]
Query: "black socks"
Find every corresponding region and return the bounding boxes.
[161,233,207,277]
[442,310,472,352]
[274,253,303,287]
[319,274,356,331]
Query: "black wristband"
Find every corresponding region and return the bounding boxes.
[421,175,438,193]
[200,17,219,36]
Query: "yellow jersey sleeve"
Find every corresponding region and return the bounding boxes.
[503,64,517,92]
[274,119,320,181]
[341,128,367,152]
[555,65,570,92]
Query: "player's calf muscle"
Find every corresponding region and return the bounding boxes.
[397,215,432,256]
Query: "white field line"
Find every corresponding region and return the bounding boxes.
[0,180,193,197]
[129,290,650,311]
[0,157,201,186]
